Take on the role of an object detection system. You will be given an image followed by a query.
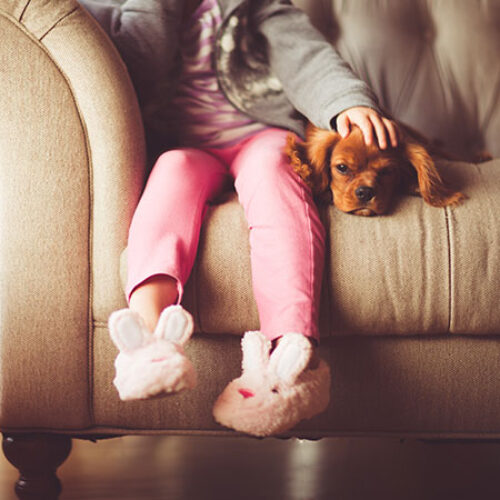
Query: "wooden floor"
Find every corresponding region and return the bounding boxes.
[1,435,500,499]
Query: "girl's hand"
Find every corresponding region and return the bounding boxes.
[336,106,398,149]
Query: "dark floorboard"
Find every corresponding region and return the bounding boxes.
[1,435,500,499]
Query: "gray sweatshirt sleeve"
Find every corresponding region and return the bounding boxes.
[78,0,183,105]
[256,0,381,130]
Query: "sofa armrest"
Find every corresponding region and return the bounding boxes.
[0,0,145,429]
[42,5,147,321]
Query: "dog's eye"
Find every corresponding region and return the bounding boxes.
[336,164,349,174]
[379,167,394,177]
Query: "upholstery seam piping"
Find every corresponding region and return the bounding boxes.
[322,207,332,338]
[39,7,79,42]
[444,206,452,334]
[19,0,32,23]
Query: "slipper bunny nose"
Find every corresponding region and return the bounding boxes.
[239,389,254,399]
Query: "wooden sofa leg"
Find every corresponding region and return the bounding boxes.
[2,433,72,500]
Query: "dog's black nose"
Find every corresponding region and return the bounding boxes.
[355,186,375,203]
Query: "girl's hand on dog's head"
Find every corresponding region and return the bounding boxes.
[336,106,398,150]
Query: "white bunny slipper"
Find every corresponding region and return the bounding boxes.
[212,331,331,437]
[108,305,197,401]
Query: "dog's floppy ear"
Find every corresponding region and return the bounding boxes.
[403,137,465,208]
[305,124,342,193]
[285,134,314,188]
[285,124,341,199]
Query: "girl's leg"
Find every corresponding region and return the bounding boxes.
[128,275,179,334]
[213,131,330,436]
[126,148,230,331]
[229,129,326,343]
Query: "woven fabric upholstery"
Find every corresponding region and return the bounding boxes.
[178,158,500,337]
[0,0,499,436]
[0,0,145,429]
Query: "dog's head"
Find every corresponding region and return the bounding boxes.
[286,124,465,216]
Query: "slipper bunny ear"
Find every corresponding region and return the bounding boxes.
[154,305,194,346]
[108,309,149,353]
[269,333,312,385]
[241,331,272,374]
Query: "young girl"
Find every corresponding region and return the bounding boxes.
[80,0,397,436]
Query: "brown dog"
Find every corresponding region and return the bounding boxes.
[285,124,466,216]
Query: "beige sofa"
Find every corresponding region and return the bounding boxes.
[1,0,499,498]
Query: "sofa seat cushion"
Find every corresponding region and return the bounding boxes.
[91,331,500,438]
[118,160,500,337]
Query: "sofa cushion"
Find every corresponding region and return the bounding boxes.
[118,159,500,337]
[323,160,500,336]
[92,329,500,438]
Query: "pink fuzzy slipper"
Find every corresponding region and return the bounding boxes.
[212,331,331,437]
[108,305,197,400]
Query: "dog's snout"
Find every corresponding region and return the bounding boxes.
[355,186,375,203]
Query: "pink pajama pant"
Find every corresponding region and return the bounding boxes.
[126,128,325,341]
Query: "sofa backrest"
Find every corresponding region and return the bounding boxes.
[294,0,500,159]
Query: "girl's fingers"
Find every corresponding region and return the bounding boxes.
[369,114,388,149]
[336,113,351,138]
[383,118,399,148]
[337,108,398,149]
[358,116,374,146]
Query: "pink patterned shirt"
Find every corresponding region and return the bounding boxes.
[170,0,268,149]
